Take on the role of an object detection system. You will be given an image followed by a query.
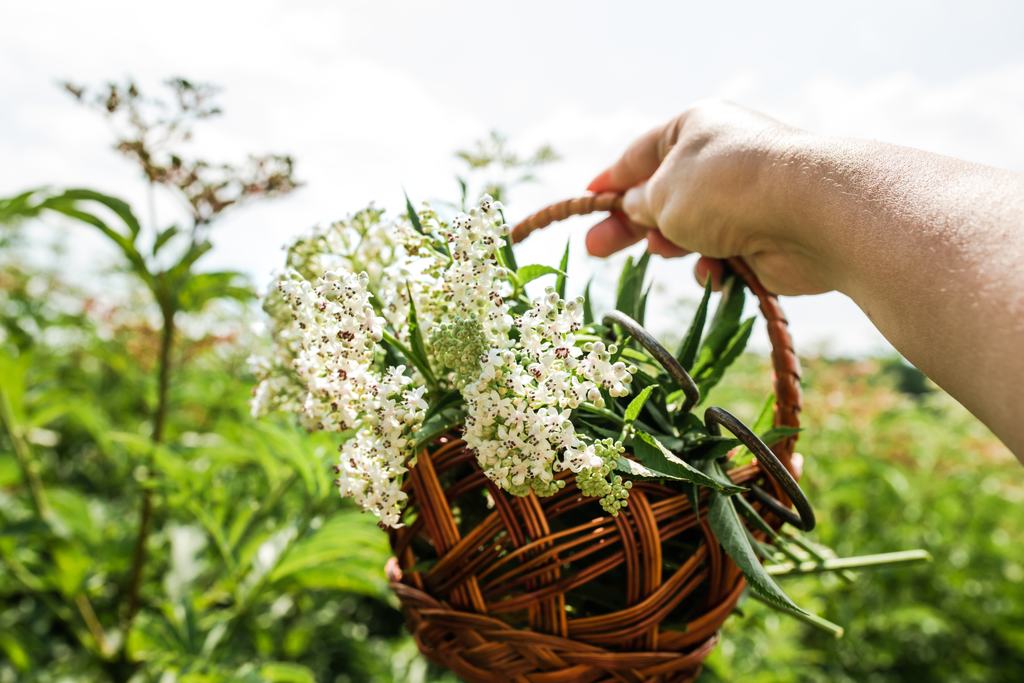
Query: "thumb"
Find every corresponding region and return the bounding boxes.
[622,182,657,228]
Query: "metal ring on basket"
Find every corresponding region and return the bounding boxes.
[602,310,700,414]
[704,406,816,531]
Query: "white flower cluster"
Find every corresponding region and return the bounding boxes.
[254,267,427,527]
[253,195,639,527]
[463,288,635,506]
[432,195,513,344]
[336,366,427,528]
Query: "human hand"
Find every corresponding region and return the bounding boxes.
[586,100,834,296]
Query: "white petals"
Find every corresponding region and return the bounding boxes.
[462,286,635,500]
[253,196,638,527]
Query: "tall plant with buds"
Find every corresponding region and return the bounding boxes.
[2,77,299,672]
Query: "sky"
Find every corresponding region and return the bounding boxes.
[3,0,1024,354]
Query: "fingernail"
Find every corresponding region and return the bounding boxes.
[587,169,611,192]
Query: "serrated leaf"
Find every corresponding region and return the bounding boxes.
[703,460,807,615]
[677,277,713,370]
[624,385,655,423]
[624,430,745,493]
[555,240,570,299]
[516,264,565,287]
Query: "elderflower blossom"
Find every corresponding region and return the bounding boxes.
[255,267,426,527]
[462,288,637,507]
[253,195,640,526]
[336,367,427,528]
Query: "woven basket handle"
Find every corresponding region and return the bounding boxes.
[510,193,802,469]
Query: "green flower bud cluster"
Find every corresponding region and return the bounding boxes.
[577,439,632,515]
[430,316,488,387]
[506,477,566,499]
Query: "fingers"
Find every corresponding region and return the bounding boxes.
[694,256,726,290]
[584,212,645,257]
[585,207,690,259]
[622,182,656,227]
[647,230,689,258]
[588,122,672,193]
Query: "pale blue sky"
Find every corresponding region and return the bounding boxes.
[3,1,1023,353]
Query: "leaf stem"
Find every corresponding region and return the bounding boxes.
[765,549,932,576]
[578,402,662,439]
[748,592,845,638]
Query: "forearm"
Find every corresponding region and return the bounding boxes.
[782,136,1024,458]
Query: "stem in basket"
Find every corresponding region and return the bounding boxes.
[749,592,846,639]
[765,549,932,577]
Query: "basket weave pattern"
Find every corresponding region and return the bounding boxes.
[386,194,803,683]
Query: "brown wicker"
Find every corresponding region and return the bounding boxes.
[386,193,803,682]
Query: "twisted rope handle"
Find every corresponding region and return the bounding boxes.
[510,193,803,472]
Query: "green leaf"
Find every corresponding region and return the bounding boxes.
[615,251,651,319]
[636,284,652,326]
[152,225,180,256]
[696,316,755,396]
[39,190,152,285]
[51,541,91,597]
[751,394,776,435]
[413,407,464,449]
[405,285,437,387]
[759,425,802,448]
[404,191,425,235]
[269,510,390,599]
[691,435,743,460]
[624,385,655,423]
[499,232,519,272]
[177,271,254,312]
[583,278,595,325]
[677,277,713,370]
[56,188,142,237]
[702,459,807,615]
[516,264,565,287]
[555,240,570,299]
[622,430,745,494]
[692,276,745,376]
[0,188,44,225]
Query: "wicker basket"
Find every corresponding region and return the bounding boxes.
[386,193,807,683]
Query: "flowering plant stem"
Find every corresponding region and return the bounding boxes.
[122,304,174,637]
